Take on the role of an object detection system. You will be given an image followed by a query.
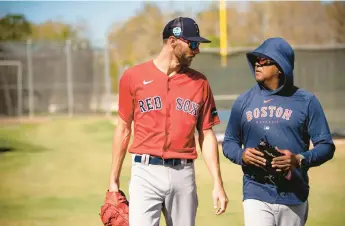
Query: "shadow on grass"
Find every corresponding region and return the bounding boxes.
[0,123,49,156]
[0,137,49,156]
[0,195,103,223]
[0,147,12,153]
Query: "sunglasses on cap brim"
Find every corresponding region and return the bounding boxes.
[256,57,276,66]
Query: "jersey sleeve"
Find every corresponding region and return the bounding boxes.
[222,95,245,165]
[302,95,335,167]
[197,81,220,131]
[118,70,134,123]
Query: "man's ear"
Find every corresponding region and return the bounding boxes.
[169,37,177,48]
[278,71,286,82]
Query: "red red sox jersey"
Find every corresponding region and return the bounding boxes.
[118,60,220,159]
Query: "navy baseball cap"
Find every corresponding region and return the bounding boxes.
[162,17,211,43]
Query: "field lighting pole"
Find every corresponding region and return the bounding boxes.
[104,35,112,118]
[219,0,228,67]
[26,39,34,118]
[66,39,74,117]
[104,24,123,118]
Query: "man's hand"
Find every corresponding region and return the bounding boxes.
[271,148,299,172]
[198,128,228,215]
[212,184,228,215]
[242,148,267,167]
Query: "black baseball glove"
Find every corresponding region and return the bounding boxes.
[255,138,289,182]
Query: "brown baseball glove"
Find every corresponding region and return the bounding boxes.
[100,190,129,226]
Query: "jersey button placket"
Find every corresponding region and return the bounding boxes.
[163,78,171,152]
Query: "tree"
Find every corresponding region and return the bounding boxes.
[326,1,345,43]
[31,21,77,41]
[269,1,331,45]
[30,20,91,49]
[106,1,343,67]
[241,1,336,45]
[108,2,165,65]
[0,14,32,41]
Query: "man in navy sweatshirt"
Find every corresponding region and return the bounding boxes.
[222,37,335,226]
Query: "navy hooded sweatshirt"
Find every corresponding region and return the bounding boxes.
[222,38,336,205]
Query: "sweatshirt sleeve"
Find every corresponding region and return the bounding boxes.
[301,95,335,167]
[222,97,245,165]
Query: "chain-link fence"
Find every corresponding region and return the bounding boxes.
[1,41,344,135]
[191,45,345,136]
[0,40,117,118]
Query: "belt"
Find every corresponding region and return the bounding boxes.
[134,155,193,167]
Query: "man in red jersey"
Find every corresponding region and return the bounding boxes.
[107,17,228,226]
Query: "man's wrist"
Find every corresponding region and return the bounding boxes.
[296,154,305,168]
[241,150,247,165]
[213,179,224,188]
[108,184,119,192]
[109,178,120,192]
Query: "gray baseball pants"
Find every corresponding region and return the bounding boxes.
[243,199,308,226]
[128,154,198,226]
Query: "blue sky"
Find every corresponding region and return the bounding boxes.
[0,0,215,46]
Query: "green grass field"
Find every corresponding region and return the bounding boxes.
[0,117,344,226]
